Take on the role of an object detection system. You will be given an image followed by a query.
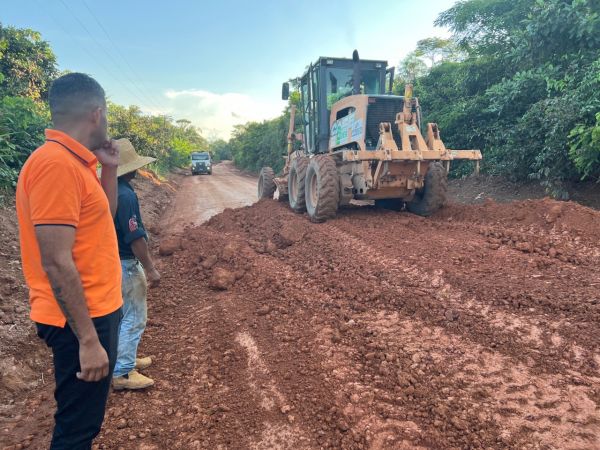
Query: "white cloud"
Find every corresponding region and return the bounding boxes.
[156,89,284,140]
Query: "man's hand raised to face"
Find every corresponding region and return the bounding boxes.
[95,139,120,168]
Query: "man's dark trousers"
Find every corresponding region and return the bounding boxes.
[36,308,121,450]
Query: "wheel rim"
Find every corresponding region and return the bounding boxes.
[258,176,264,196]
[309,170,318,208]
[290,170,297,201]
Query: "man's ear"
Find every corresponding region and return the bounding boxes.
[90,107,102,125]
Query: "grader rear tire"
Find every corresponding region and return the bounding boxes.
[305,155,339,223]
[258,167,276,199]
[288,157,309,213]
[406,161,448,217]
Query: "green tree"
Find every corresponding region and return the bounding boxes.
[396,52,428,84]
[209,139,232,162]
[569,112,600,180]
[415,37,458,65]
[413,0,600,195]
[108,102,208,173]
[0,96,50,188]
[228,116,288,173]
[0,23,58,102]
[221,92,301,174]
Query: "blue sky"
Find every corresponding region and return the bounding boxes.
[2,0,456,139]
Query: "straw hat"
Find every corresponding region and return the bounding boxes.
[116,138,156,177]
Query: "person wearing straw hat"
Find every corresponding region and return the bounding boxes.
[111,139,160,390]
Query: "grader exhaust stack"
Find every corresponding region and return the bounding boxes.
[352,50,361,95]
[258,52,482,222]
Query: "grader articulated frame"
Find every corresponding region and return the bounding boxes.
[258,52,482,222]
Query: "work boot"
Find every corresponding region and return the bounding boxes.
[135,356,152,370]
[112,370,154,391]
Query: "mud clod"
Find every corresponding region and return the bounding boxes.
[209,267,236,290]
[158,238,182,256]
[201,254,218,269]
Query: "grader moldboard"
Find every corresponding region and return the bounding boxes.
[257,51,482,222]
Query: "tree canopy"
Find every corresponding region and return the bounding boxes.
[0,23,207,190]
[422,0,600,196]
[0,23,58,102]
[107,103,207,173]
[220,0,600,198]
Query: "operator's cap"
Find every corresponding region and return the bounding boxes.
[116,138,156,177]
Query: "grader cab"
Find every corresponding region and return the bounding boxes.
[257,51,482,222]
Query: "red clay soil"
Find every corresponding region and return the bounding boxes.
[3,184,600,449]
[0,171,177,450]
[448,175,600,210]
[6,196,599,450]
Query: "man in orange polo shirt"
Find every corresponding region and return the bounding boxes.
[16,73,122,449]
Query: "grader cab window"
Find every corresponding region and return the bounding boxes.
[326,68,381,108]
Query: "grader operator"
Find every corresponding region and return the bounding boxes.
[258,51,482,222]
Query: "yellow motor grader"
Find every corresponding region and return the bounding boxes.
[257,51,482,222]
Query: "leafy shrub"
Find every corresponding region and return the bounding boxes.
[0,96,49,188]
[569,112,600,180]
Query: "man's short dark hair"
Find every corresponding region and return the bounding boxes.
[48,73,106,123]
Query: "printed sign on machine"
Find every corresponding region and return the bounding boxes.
[330,112,364,149]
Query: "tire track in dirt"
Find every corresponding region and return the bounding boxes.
[202,232,505,448]
[318,216,600,448]
[55,195,600,450]
[310,219,599,447]
[197,209,506,447]
[327,217,600,376]
[333,210,600,336]
[264,213,589,384]
[199,201,595,450]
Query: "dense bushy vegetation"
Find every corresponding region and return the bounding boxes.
[416,0,600,197]
[0,23,206,190]
[222,0,600,197]
[228,117,289,173]
[0,96,50,188]
[107,106,207,173]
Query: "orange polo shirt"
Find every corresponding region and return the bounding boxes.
[16,129,122,327]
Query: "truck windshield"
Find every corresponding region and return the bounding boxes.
[326,68,381,108]
[192,154,209,160]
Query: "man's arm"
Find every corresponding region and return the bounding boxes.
[131,237,160,288]
[35,225,109,382]
[100,165,118,218]
[95,140,120,218]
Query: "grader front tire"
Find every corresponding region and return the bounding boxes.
[288,157,309,213]
[305,155,339,223]
[258,167,276,199]
[406,161,448,217]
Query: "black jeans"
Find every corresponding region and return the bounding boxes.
[36,308,121,450]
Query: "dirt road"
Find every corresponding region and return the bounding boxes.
[5,173,600,449]
[93,194,600,449]
[160,161,257,232]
